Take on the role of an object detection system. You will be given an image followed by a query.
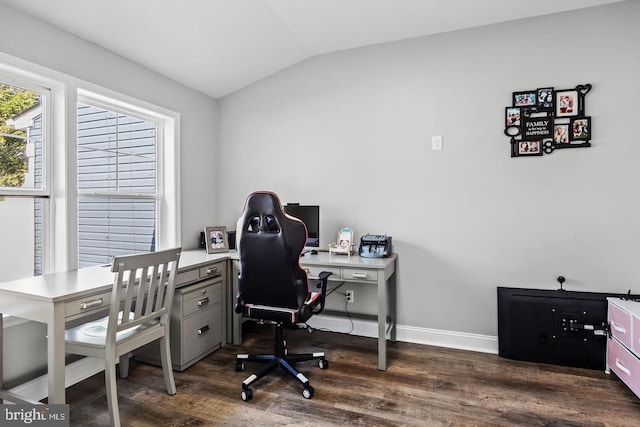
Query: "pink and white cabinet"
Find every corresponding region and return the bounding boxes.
[606,297,640,398]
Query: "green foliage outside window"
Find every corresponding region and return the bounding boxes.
[0,84,39,187]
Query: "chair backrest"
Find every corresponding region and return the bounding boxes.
[236,191,308,310]
[107,248,182,341]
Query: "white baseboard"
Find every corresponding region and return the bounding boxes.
[306,314,498,354]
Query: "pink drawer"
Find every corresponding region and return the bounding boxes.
[609,302,632,349]
[634,315,640,356]
[607,338,640,398]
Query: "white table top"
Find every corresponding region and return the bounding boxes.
[0,249,231,303]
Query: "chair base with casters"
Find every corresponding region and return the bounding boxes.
[234,271,331,401]
[235,321,328,401]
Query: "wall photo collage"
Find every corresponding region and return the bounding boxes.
[504,84,592,157]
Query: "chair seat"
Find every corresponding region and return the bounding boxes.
[244,291,323,324]
[65,314,163,352]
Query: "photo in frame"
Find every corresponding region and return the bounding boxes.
[553,123,570,144]
[506,107,521,127]
[513,91,537,107]
[204,226,228,253]
[555,90,579,117]
[536,87,554,110]
[517,140,542,156]
[570,117,591,141]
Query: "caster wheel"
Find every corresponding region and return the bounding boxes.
[241,388,253,401]
[302,385,314,399]
[235,361,245,372]
[319,359,328,370]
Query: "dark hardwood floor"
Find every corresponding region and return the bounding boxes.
[65,322,640,426]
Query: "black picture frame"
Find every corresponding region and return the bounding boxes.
[570,116,591,141]
[555,89,579,117]
[517,140,543,156]
[513,91,537,107]
[536,87,554,110]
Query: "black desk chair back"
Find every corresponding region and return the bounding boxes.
[234,191,330,401]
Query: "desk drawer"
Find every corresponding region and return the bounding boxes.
[609,302,633,349]
[65,291,112,319]
[176,268,199,286]
[182,281,222,317]
[200,263,223,279]
[342,268,378,282]
[305,266,341,280]
[182,304,222,362]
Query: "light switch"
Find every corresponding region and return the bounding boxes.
[432,135,443,151]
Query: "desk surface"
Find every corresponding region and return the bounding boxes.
[0,251,230,303]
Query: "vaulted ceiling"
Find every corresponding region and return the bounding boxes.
[0,0,625,98]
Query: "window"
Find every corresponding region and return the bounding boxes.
[0,78,49,280]
[77,99,160,267]
[0,57,180,278]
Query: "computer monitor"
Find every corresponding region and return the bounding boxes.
[283,203,320,248]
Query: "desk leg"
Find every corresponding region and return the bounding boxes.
[231,260,242,346]
[47,306,66,404]
[377,275,387,371]
[389,273,397,343]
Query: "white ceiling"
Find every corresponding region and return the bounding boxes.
[0,0,626,98]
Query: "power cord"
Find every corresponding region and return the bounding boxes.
[301,281,354,335]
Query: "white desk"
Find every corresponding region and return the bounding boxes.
[231,251,397,370]
[0,250,229,404]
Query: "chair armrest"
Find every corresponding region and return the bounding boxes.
[308,271,331,316]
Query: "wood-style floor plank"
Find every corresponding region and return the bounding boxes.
[62,322,640,426]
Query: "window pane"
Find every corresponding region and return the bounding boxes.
[77,103,156,193]
[0,197,44,280]
[77,100,159,267]
[78,197,156,268]
[0,83,44,191]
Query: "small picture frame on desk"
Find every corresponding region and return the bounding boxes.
[204,226,228,253]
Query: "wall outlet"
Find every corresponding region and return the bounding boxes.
[346,290,354,303]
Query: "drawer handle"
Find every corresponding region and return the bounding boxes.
[206,267,217,275]
[197,297,210,306]
[611,321,626,334]
[616,359,631,376]
[197,325,210,335]
[351,272,368,279]
[80,298,104,310]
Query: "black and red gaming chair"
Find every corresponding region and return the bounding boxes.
[234,191,331,401]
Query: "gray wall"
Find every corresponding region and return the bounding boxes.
[217,1,640,337]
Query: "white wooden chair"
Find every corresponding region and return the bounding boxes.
[65,248,182,427]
